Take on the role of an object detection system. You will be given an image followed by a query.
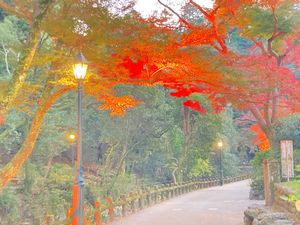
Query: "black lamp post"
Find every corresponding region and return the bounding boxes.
[217,141,224,186]
[72,52,88,225]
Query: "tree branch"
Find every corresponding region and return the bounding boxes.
[249,103,268,134]
[0,1,32,24]
[0,86,71,191]
[189,0,211,18]
[189,0,227,54]
[282,37,300,58]
[157,0,191,28]
[271,89,279,124]
[251,38,267,55]
[267,8,285,60]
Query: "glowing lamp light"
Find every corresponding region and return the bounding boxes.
[73,52,88,80]
[67,132,76,143]
[217,141,223,148]
[69,134,76,140]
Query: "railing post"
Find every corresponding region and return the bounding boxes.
[176,184,179,196]
[264,160,271,206]
[44,215,49,225]
[159,185,164,201]
[107,196,114,221]
[84,203,91,225]
[138,190,143,210]
[130,192,136,213]
[153,186,158,204]
[169,184,172,198]
[161,185,166,201]
[146,188,151,206]
[67,208,72,225]
[172,184,176,197]
[121,195,127,217]
[94,199,101,225]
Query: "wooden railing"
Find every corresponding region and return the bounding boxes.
[52,174,250,225]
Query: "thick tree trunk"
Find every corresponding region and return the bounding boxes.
[0,87,70,191]
[265,130,280,158]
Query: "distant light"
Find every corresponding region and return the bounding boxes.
[217,141,223,148]
[67,133,76,143]
[69,134,76,140]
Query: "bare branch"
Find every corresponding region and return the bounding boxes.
[157,0,191,28]
[267,8,286,62]
[1,41,11,76]
[190,0,209,17]
[249,103,268,133]
[251,38,267,55]
[282,37,300,57]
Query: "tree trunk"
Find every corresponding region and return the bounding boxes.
[265,129,280,158]
[177,104,191,182]
[0,87,70,191]
[172,167,178,184]
[0,31,41,119]
[0,0,55,120]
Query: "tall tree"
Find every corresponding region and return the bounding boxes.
[0,0,55,120]
[156,0,300,151]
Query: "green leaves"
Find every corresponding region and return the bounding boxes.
[189,158,212,177]
[236,2,298,40]
[280,193,300,212]
[281,181,300,212]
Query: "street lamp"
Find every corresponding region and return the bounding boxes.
[72,52,88,225]
[217,141,224,186]
[67,131,76,143]
[67,131,76,165]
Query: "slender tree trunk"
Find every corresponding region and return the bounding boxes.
[44,151,54,179]
[0,42,11,76]
[177,104,191,182]
[0,0,55,120]
[0,31,41,118]
[172,168,178,184]
[0,87,70,191]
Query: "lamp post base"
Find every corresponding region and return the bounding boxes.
[72,184,80,225]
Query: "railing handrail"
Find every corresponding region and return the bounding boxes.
[51,174,251,225]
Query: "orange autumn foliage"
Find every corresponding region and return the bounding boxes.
[251,124,270,152]
[99,95,143,116]
[0,0,300,191]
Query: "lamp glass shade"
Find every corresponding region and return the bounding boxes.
[73,52,88,80]
[217,141,223,148]
[73,63,88,80]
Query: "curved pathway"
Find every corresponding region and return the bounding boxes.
[110,180,264,225]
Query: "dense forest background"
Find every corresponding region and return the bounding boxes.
[0,10,249,223]
[0,0,300,224]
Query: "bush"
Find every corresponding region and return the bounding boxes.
[250,151,271,197]
[0,186,19,224]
